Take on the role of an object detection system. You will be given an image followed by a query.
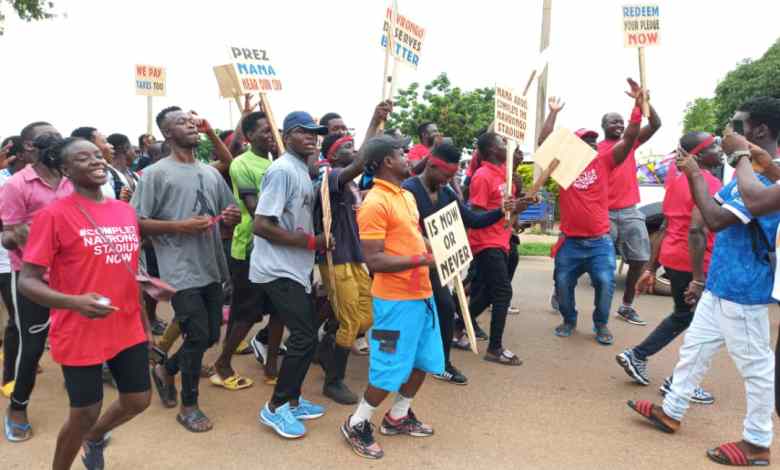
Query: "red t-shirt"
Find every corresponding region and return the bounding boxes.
[23,193,146,366]
[658,165,722,273]
[558,148,616,237]
[467,161,515,254]
[601,139,641,210]
[407,143,430,163]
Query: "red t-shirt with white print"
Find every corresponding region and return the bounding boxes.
[558,147,616,237]
[23,193,146,366]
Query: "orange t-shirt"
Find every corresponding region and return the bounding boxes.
[358,178,432,300]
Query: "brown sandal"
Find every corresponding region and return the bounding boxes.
[484,349,522,366]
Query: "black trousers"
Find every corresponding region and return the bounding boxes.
[9,271,50,411]
[1,272,16,385]
[431,272,455,369]
[633,268,693,360]
[165,283,223,407]
[255,278,317,407]
[468,248,512,351]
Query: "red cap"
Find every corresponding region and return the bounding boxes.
[575,128,598,139]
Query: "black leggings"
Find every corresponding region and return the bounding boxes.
[10,271,50,411]
[633,268,693,360]
[431,273,455,369]
[1,272,17,385]
[468,248,512,351]
[62,341,150,408]
[165,283,223,407]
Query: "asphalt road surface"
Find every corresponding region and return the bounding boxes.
[3,256,778,469]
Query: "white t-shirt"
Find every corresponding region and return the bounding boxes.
[0,169,12,273]
[100,167,117,199]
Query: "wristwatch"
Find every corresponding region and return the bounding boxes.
[727,150,751,168]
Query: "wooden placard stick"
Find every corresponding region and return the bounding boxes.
[258,92,285,157]
[453,273,479,355]
[146,96,154,135]
[638,47,650,117]
[529,158,559,197]
[320,167,338,309]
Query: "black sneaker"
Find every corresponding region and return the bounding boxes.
[473,325,489,341]
[616,305,647,326]
[341,417,384,459]
[433,365,468,385]
[615,349,649,385]
[380,409,434,437]
[82,438,107,470]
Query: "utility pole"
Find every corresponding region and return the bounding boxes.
[534,0,552,152]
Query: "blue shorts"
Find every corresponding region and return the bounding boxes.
[368,296,445,392]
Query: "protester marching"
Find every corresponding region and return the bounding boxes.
[2,1,780,469]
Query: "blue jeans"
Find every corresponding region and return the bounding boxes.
[554,236,616,327]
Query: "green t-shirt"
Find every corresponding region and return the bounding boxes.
[229,149,272,260]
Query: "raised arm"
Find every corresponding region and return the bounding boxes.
[362,100,393,143]
[537,97,565,146]
[676,150,740,232]
[637,102,661,144]
[729,133,780,215]
[611,79,645,167]
[194,115,233,175]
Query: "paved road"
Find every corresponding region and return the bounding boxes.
[3,256,778,469]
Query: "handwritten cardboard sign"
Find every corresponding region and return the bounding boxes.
[533,128,598,190]
[423,202,473,285]
[135,65,166,97]
[623,4,660,47]
[380,6,425,69]
[229,46,283,94]
[494,86,528,143]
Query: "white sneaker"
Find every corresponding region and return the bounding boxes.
[352,336,369,356]
[250,336,268,365]
[508,306,520,315]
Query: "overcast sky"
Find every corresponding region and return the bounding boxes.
[0,0,777,156]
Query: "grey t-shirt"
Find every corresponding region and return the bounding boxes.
[132,157,235,290]
[249,152,315,292]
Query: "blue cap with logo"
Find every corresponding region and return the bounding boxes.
[283,111,328,135]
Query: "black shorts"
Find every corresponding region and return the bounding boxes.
[62,341,150,408]
[229,257,276,324]
[144,247,159,278]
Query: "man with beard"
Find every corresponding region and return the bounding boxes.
[133,106,240,433]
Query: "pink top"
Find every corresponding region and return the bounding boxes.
[0,165,73,271]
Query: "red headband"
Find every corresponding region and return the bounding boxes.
[429,156,459,173]
[326,135,354,162]
[689,134,715,156]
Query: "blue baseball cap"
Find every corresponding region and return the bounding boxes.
[283,111,328,135]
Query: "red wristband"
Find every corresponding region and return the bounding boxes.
[306,234,317,251]
[630,106,642,124]
[413,253,433,266]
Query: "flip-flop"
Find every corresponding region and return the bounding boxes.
[4,414,32,442]
[151,367,178,409]
[264,376,278,385]
[209,373,253,390]
[484,349,523,366]
[627,400,677,434]
[707,442,770,467]
[176,409,213,433]
[234,340,253,355]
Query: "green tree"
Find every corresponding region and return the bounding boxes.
[682,39,780,134]
[0,1,55,35]
[682,98,718,134]
[386,73,494,150]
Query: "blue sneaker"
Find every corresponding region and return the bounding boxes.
[290,397,325,420]
[259,402,306,439]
